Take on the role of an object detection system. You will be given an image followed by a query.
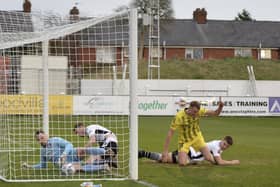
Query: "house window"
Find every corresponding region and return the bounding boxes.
[185,49,193,59]
[193,48,203,59]
[96,47,115,63]
[123,47,129,58]
[234,48,252,57]
[185,48,203,59]
[151,47,162,58]
[260,49,271,59]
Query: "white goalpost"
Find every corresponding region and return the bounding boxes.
[0,8,138,182]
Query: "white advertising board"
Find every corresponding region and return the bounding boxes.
[73,96,280,116]
[74,96,129,115]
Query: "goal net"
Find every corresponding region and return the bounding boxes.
[0,8,138,182]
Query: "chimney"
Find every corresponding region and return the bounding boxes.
[69,6,80,21]
[23,0,31,13]
[70,6,79,15]
[193,8,207,24]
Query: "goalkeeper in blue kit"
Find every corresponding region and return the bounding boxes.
[22,130,111,173]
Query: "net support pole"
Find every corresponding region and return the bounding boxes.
[42,40,49,134]
[129,8,138,180]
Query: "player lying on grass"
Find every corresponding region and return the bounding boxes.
[163,98,224,166]
[74,123,118,168]
[140,136,240,165]
[22,130,111,173]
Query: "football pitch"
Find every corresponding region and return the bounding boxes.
[1,116,280,187]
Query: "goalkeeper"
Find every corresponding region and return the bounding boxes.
[22,130,109,172]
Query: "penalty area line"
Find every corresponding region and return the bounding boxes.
[135,180,158,187]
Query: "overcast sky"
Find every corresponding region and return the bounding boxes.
[1,0,280,21]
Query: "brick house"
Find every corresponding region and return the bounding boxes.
[77,8,280,63]
[2,5,280,69]
[148,8,280,60]
[0,5,33,94]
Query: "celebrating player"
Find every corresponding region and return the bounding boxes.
[162,98,224,166]
[140,136,240,165]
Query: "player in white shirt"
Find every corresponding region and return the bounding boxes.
[139,136,240,166]
[74,123,118,167]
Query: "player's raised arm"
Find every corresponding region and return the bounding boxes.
[205,96,224,116]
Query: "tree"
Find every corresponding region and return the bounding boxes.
[113,5,129,13]
[235,9,254,21]
[114,0,174,59]
[131,0,174,59]
[132,0,174,19]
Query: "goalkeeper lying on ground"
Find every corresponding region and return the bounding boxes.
[22,130,112,173]
[139,136,240,166]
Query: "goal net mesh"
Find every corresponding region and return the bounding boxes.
[0,9,134,181]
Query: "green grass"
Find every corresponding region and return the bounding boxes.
[1,116,280,187]
[0,115,130,180]
[138,58,280,80]
[139,116,280,187]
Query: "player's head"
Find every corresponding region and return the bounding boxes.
[186,101,201,117]
[220,136,233,150]
[73,123,86,136]
[35,130,49,146]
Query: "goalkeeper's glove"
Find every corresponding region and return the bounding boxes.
[21,162,32,169]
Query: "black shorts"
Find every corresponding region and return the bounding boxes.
[105,141,118,155]
[171,150,178,163]
[100,141,118,160]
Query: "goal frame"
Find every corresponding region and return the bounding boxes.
[0,8,138,182]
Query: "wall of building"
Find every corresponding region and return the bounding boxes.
[77,47,279,63]
[77,47,96,65]
[252,49,279,60]
[251,49,258,59]
[203,48,234,59]
[165,48,185,59]
[271,49,279,59]
[141,47,279,60]
[116,47,126,65]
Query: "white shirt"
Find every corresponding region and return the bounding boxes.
[207,140,223,157]
[86,124,118,147]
